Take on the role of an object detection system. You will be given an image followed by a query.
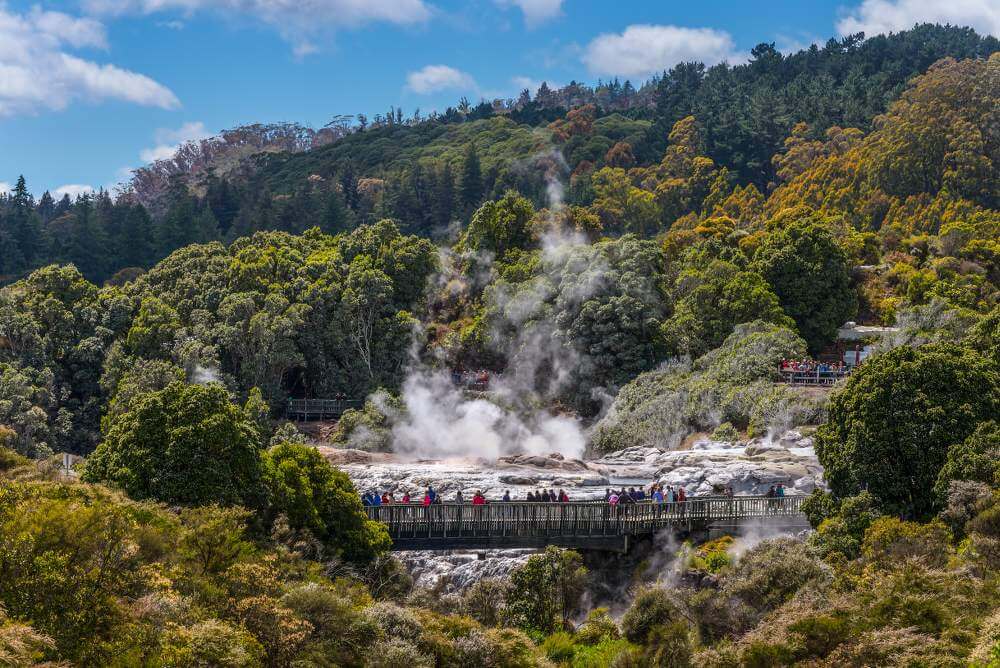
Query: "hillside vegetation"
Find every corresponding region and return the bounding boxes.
[0,24,998,667]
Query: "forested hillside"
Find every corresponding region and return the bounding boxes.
[1,22,999,667]
[1,25,995,284]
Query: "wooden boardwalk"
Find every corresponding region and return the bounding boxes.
[366,495,807,551]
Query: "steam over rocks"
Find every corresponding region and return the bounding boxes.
[334,429,823,500]
[399,550,534,592]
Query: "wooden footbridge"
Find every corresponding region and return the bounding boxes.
[366,495,808,551]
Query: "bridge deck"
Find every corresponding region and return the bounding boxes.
[366,496,805,551]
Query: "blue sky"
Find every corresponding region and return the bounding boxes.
[1,0,998,197]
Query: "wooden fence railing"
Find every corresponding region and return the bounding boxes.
[366,495,805,544]
[286,398,363,420]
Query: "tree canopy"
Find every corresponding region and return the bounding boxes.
[816,344,1000,518]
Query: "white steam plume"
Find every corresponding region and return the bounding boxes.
[371,148,610,462]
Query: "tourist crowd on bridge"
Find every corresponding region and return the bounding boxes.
[361,483,789,507]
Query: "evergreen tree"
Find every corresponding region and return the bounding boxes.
[321,189,352,234]
[121,204,155,268]
[460,143,483,213]
[433,162,456,228]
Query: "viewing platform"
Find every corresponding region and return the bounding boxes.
[366,495,808,551]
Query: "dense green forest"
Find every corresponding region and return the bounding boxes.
[1,23,999,667]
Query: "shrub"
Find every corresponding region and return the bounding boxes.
[861,517,952,568]
[463,578,508,627]
[591,322,818,452]
[809,492,882,560]
[481,628,538,668]
[940,480,993,537]
[178,505,253,575]
[643,621,693,667]
[541,631,576,663]
[689,536,734,573]
[363,602,423,643]
[0,609,55,667]
[262,441,390,564]
[367,638,433,668]
[710,422,740,442]
[801,489,838,528]
[721,539,824,618]
[970,607,1000,666]
[505,547,587,634]
[0,445,29,472]
[621,587,678,644]
[158,620,265,668]
[575,607,620,645]
[571,638,640,668]
[83,382,265,507]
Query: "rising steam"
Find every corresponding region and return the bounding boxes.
[374,149,598,461]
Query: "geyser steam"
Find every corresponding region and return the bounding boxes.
[373,149,599,461]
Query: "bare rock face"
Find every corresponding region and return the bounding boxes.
[318,447,393,466]
[497,453,590,472]
[650,430,823,495]
[335,429,823,502]
[591,429,824,497]
[399,550,534,592]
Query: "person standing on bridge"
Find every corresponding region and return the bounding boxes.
[558,489,569,502]
[608,491,619,506]
[653,486,664,504]
[677,487,686,502]
[402,491,411,504]
[454,490,464,504]
[776,484,785,498]
[472,491,486,505]
[502,490,511,502]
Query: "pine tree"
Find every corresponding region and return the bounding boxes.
[460,144,483,213]
[322,189,352,234]
[434,162,456,227]
[121,204,155,268]
[340,162,359,210]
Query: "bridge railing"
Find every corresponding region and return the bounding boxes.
[366,495,805,542]
[286,398,363,420]
[778,368,849,386]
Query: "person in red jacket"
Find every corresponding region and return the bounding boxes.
[472,491,486,505]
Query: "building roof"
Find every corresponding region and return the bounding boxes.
[837,322,899,341]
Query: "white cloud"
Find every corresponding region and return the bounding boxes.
[510,75,559,95]
[511,75,538,90]
[837,0,1000,37]
[495,0,562,28]
[139,121,211,163]
[83,0,432,54]
[53,184,95,199]
[582,24,744,78]
[406,65,476,94]
[0,6,179,116]
[0,182,11,195]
